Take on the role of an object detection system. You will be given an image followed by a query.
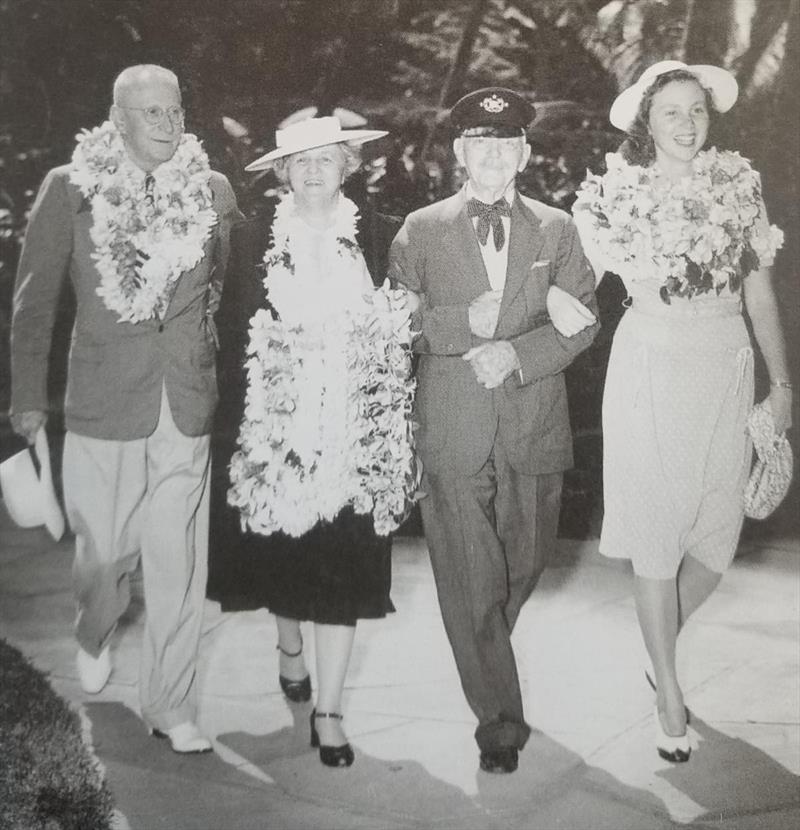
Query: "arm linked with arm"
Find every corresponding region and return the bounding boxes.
[388,216,475,356]
[510,217,600,385]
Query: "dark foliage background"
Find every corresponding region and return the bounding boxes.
[1,0,797,537]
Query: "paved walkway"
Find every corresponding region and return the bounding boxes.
[1,502,798,829]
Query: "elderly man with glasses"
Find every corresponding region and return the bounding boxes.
[10,64,242,754]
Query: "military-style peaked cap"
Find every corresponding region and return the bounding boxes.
[450,87,535,136]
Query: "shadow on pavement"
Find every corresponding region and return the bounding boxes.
[659,713,800,823]
[219,716,672,830]
[87,701,282,830]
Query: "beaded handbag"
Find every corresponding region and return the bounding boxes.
[744,400,794,520]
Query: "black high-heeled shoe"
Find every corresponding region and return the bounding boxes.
[277,641,311,703]
[310,709,354,768]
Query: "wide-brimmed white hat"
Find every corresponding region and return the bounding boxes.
[245,116,387,171]
[610,60,738,131]
[0,427,65,541]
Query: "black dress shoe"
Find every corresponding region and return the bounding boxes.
[277,642,311,703]
[279,673,312,703]
[479,747,518,774]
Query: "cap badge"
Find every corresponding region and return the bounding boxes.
[480,94,509,114]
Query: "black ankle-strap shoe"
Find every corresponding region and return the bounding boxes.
[310,709,354,768]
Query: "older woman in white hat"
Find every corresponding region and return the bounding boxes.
[207,116,418,768]
[558,61,793,762]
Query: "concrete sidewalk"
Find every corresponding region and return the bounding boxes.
[1,503,798,830]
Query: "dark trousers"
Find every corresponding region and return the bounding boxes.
[420,442,562,752]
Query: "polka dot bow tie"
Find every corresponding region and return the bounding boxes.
[466,197,511,251]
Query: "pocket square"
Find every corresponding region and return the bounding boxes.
[530,260,551,270]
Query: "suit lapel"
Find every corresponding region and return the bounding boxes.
[442,188,492,295]
[498,194,546,321]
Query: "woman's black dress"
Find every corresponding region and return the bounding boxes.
[207,205,402,626]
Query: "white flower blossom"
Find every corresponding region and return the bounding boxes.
[572,148,783,299]
[69,120,217,322]
[227,194,420,539]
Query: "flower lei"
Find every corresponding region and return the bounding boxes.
[227,193,419,538]
[573,148,784,301]
[69,120,217,323]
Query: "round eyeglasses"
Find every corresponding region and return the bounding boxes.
[119,105,185,126]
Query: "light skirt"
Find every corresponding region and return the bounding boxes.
[600,301,753,579]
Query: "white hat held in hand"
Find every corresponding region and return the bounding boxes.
[610,60,738,132]
[0,426,66,541]
[245,116,387,170]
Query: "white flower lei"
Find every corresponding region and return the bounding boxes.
[227,193,419,538]
[69,120,218,322]
[573,148,784,301]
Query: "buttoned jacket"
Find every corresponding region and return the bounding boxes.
[389,186,599,475]
[11,165,240,440]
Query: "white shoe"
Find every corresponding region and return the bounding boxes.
[152,721,213,754]
[654,707,691,763]
[76,645,111,694]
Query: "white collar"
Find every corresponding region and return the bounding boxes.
[465,180,516,207]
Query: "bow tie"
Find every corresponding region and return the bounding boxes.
[466,197,511,251]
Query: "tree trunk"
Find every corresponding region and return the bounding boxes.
[418,0,489,166]
[684,0,735,66]
[312,0,380,116]
[436,0,490,109]
[731,0,791,96]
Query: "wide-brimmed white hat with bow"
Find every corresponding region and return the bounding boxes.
[610,60,738,132]
[0,426,65,541]
[245,116,387,171]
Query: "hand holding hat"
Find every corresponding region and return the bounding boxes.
[10,409,47,445]
[0,426,66,541]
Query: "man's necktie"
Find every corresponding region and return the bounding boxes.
[135,175,156,286]
[466,197,511,251]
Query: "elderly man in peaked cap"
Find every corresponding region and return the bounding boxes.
[390,87,599,773]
